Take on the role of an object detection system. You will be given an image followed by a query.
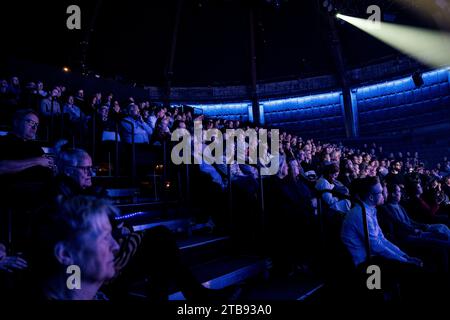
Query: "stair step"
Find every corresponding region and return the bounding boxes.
[177,235,231,251]
[237,274,324,301]
[178,235,233,266]
[117,200,180,213]
[132,218,191,233]
[168,256,270,300]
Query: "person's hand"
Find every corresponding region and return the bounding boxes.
[35,155,56,170]
[406,256,423,268]
[0,255,28,273]
[0,243,6,261]
[194,115,204,122]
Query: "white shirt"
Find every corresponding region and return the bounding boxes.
[315,177,351,214]
[341,202,408,267]
[148,115,157,130]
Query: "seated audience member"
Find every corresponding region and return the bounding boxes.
[39,88,61,117]
[0,109,56,208]
[213,152,259,197]
[151,117,171,145]
[338,159,355,189]
[405,181,450,226]
[0,109,55,179]
[424,178,450,212]
[120,104,153,144]
[50,148,238,301]
[74,89,86,113]
[385,161,405,188]
[341,177,423,268]
[88,105,117,159]
[37,81,47,98]
[148,106,165,130]
[315,163,351,215]
[378,184,450,272]
[63,96,82,123]
[7,76,22,107]
[341,177,427,299]
[378,160,389,178]
[29,196,120,300]
[443,176,450,200]
[0,79,11,109]
[22,82,39,111]
[0,109,58,252]
[50,146,103,199]
[110,100,123,122]
[287,159,316,216]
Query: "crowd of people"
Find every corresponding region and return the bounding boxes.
[0,74,449,301]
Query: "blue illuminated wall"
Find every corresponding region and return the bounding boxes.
[355,68,450,136]
[191,68,450,140]
[261,92,346,138]
[189,102,250,122]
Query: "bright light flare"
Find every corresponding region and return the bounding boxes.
[336,13,450,68]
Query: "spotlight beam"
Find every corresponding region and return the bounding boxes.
[336,13,450,68]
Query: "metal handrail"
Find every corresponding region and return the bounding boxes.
[121,118,136,185]
[50,97,55,142]
[91,111,96,163]
[114,121,120,178]
[227,164,233,227]
[258,166,265,235]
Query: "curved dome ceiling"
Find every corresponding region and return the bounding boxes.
[1,0,440,86]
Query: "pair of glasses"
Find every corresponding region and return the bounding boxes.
[68,166,96,174]
[24,119,39,128]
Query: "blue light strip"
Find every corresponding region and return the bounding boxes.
[115,211,147,221]
[261,92,342,112]
[355,67,450,98]
[190,102,249,119]
[188,67,449,133]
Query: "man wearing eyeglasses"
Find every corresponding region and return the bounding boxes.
[341,176,430,301]
[342,177,423,268]
[0,109,55,177]
[0,109,56,256]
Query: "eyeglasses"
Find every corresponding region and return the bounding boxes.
[24,119,39,128]
[68,165,96,174]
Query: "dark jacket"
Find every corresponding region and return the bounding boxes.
[47,174,107,201]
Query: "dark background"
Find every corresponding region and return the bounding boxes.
[0,0,440,86]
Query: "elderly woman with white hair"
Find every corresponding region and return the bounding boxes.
[47,143,105,199]
[43,143,240,301]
